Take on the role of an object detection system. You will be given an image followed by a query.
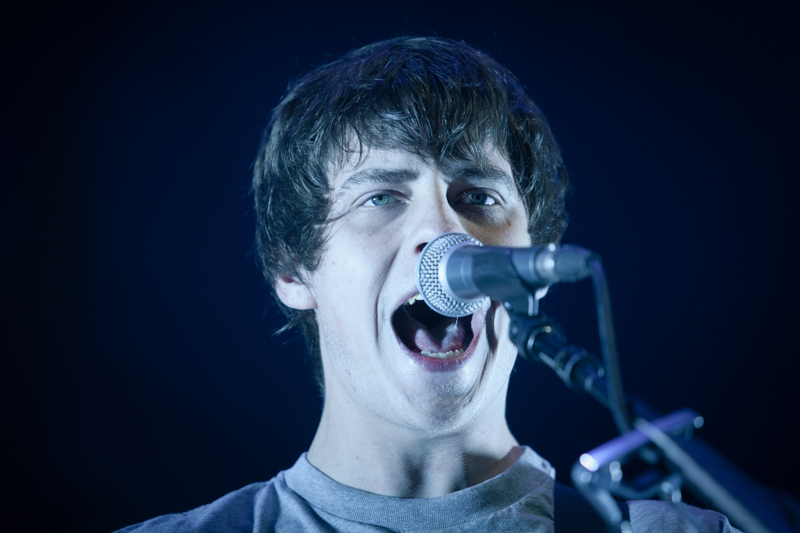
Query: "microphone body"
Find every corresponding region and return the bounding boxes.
[444,242,596,300]
[416,233,596,317]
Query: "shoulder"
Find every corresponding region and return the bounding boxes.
[629,499,743,533]
[114,482,270,533]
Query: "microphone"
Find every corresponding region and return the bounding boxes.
[415,232,597,317]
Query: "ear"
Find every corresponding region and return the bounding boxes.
[275,274,317,310]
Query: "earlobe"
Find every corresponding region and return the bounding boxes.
[275,274,317,310]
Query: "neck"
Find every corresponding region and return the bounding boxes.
[306,388,520,498]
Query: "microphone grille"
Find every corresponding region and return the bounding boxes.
[415,233,488,318]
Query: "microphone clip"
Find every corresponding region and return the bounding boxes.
[509,313,606,399]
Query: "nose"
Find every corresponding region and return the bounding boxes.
[409,186,466,255]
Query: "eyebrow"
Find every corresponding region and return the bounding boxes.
[335,168,419,199]
[443,161,517,197]
[446,163,514,187]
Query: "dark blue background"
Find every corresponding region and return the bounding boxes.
[6,1,799,531]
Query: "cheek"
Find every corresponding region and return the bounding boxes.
[465,201,530,246]
[508,209,533,246]
[341,222,402,264]
[481,303,516,359]
[314,235,397,320]
[493,304,511,342]
[493,311,520,378]
[472,218,531,248]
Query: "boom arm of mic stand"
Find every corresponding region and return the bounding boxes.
[509,312,795,533]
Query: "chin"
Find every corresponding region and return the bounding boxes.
[387,339,514,433]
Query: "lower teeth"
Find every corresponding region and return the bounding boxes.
[420,349,464,359]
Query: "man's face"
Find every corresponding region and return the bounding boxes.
[285,146,531,434]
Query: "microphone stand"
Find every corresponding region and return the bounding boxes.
[414,233,797,531]
[507,311,795,533]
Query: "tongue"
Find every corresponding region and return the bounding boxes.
[399,314,467,353]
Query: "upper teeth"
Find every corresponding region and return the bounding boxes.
[406,293,423,306]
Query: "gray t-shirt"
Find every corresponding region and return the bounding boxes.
[117,447,741,532]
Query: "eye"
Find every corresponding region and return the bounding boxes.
[461,191,497,206]
[363,193,398,207]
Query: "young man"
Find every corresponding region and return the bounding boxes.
[119,36,740,532]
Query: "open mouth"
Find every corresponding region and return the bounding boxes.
[391,294,475,359]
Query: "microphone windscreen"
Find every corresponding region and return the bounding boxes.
[415,232,488,317]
